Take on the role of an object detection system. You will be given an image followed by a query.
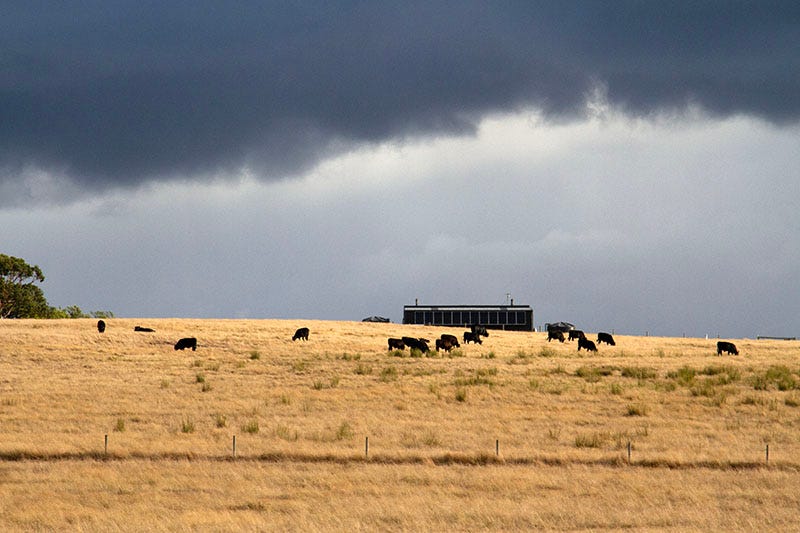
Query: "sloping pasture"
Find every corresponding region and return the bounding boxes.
[1,318,799,530]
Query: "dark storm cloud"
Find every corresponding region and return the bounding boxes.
[1,1,798,201]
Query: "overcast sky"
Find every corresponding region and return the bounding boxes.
[2,2,798,338]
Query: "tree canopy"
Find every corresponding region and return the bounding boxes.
[0,254,47,318]
[0,253,113,319]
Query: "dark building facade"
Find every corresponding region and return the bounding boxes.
[402,304,534,331]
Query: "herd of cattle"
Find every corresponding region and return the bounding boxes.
[97,319,197,351]
[96,320,739,357]
[384,324,490,354]
[545,326,616,352]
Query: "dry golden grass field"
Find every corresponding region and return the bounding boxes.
[2,318,800,531]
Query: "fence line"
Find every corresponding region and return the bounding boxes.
[0,435,788,472]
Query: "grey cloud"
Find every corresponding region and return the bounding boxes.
[1,1,799,204]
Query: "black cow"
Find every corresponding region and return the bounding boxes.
[401,336,430,353]
[470,325,489,337]
[435,338,456,352]
[568,330,585,341]
[577,337,597,352]
[548,330,565,343]
[463,331,483,344]
[717,341,739,356]
[134,326,155,332]
[387,338,405,350]
[97,320,106,333]
[292,327,309,341]
[174,337,197,351]
[597,332,615,346]
[439,334,460,348]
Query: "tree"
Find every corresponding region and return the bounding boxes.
[0,253,114,319]
[0,254,47,318]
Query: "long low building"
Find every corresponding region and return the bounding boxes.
[402,304,534,331]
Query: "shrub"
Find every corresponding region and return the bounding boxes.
[690,381,717,397]
[113,418,126,432]
[454,387,468,402]
[336,421,353,440]
[766,366,797,391]
[201,381,212,392]
[181,418,195,433]
[751,375,769,391]
[667,366,697,386]
[610,383,623,395]
[249,350,261,360]
[422,429,440,446]
[242,420,259,434]
[702,365,741,385]
[380,366,398,382]
[574,432,606,448]
[195,372,205,384]
[353,363,372,375]
[621,367,657,380]
[538,346,557,358]
[575,366,601,383]
[275,424,298,441]
[214,414,227,428]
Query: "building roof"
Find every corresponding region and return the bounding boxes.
[403,304,532,311]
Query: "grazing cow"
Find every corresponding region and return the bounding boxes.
[463,331,483,345]
[174,337,197,351]
[597,332,615,346]
[717,341,739,356]
[578,337,597,352]
[435,338,456,352]
[387,338,405,350]
[439,334,460,348]
[134,326,155,332]
[401,336,430,353]
[548,330,565,343]
[97,320,106,333]
[568,330,586,341]
[470,325,489,337]
[292,327,309,341]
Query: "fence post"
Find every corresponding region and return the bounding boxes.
[766,444,769,465]
[104,434,108,455]
[232,435,236,458]
[365,436,369,459]
[496,439,499,457]
[627,441,631,463]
